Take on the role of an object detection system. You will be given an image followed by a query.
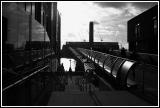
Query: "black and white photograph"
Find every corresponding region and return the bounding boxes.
[1,1,159,107]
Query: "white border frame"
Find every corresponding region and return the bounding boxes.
[1,1,159,107]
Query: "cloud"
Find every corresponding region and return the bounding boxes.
[59,2,158,49]
[93,21,99,24]
[94,2,157,10]
[67,33,76,38]
[131,2,158,9]
[94,2,128,9]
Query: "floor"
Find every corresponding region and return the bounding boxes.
[47,76,96,106]
[47,76,152,106]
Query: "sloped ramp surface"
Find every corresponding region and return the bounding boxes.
[47,91,95,106]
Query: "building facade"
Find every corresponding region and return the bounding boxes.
[127,5,158,54]
[2,2,61,105]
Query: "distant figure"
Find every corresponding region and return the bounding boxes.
[61,63,65,73]
[69,67,72,80]
[58,63,65,85]
[121,47,126,58]
[58,63,65,75]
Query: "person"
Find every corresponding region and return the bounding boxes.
[61,63,65,73]
[121,47,126,58]
[69,67,72,80]
[58,63,65,84]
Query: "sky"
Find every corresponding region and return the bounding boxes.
[58,1,158,49]
[61,58,76,71]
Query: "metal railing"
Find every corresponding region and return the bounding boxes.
[2,65,49,92]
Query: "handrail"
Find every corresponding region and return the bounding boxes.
[93,71,115,91]
[2,65,49,92]
[78,48,135,62]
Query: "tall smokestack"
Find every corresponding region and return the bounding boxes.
[89,22,94,45]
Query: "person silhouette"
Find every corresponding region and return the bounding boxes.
[121,47,126,58]
[69,67,72,80]
[61,63,65,73]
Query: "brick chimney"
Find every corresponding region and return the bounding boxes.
[89,21,94,46]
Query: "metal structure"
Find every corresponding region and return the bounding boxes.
[67,47,158,105]
[69,47,137,89]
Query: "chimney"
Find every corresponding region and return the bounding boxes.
[89,22,94,45]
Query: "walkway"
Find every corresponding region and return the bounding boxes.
[47,75,152,106]
[47,76,96,106]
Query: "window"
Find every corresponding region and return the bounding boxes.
[35,2,41,23]
[25,2,32,14]
[135,23,141,41]
[153,16,157,36]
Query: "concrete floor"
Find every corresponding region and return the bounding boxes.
[47,76,96,106]
[47,76,152,106]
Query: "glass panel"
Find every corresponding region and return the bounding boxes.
[95,54,101,64]
[112,58,125,78]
